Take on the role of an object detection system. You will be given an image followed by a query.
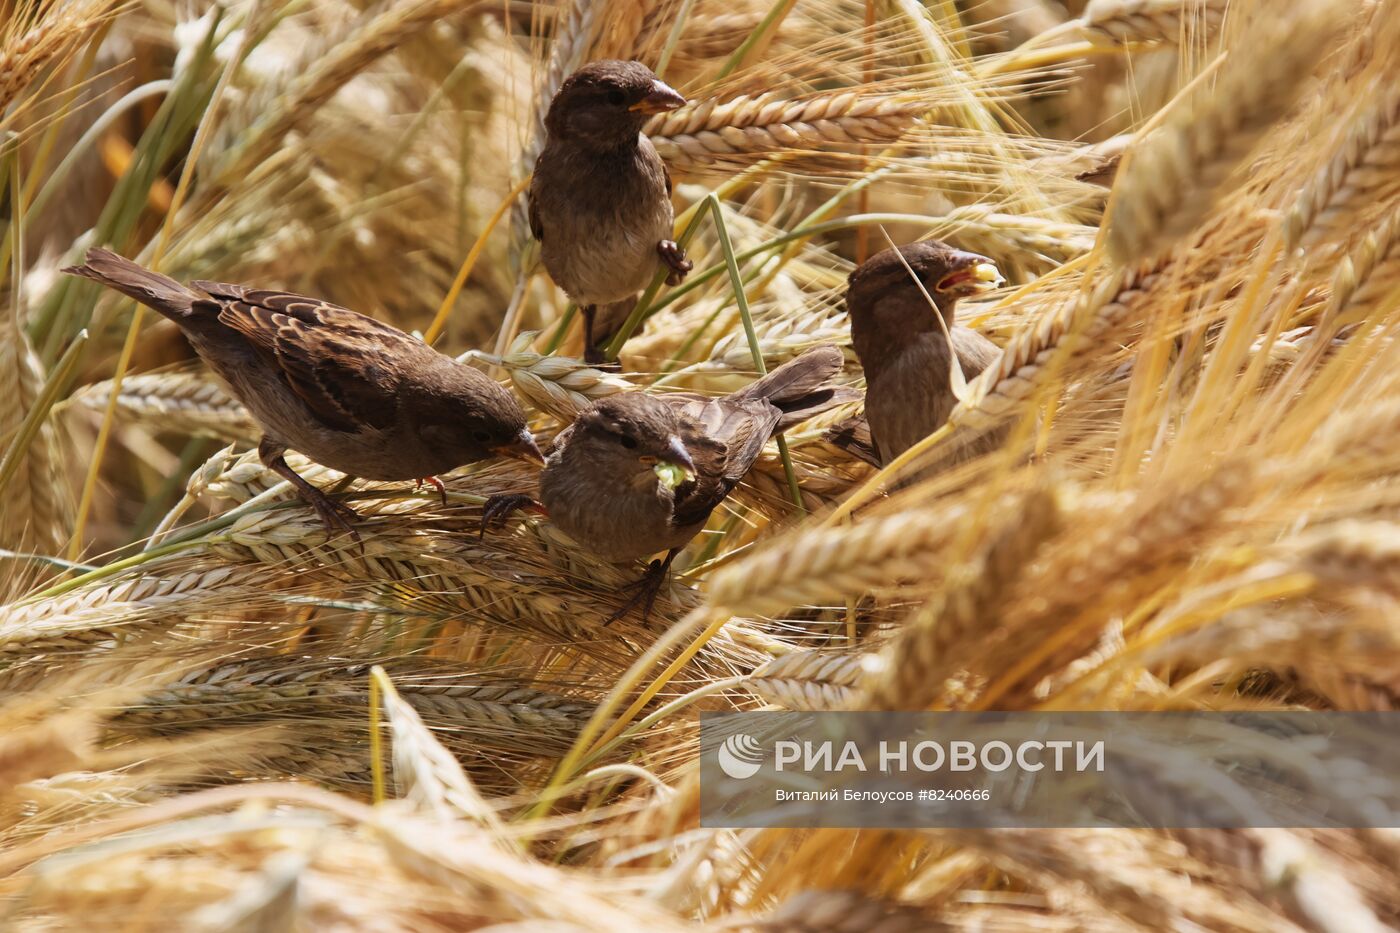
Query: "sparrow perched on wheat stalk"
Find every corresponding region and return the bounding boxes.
[483,346,850,620]
[529,59,694,364]
[65,249,541,538]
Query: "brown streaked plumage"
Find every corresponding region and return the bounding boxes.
[64,249,541,538]
[530,60,693,364]
[483,346,851,621]
[845,241,1005,466]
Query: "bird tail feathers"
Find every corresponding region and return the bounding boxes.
[730,345,853,431]
[61,249,200,322]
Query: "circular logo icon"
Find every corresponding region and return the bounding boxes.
[717,733,764,779]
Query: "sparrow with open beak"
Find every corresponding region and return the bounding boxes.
[65,249,541,539]
[482,346,850,621]
[844,241,1005,466]
[528,60,693,364]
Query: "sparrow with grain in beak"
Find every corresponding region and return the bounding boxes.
[483,346,850,621]
[65,249,542,538]
[530,60,693,364]
[845,241,1004,465]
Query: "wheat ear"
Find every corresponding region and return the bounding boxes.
[1288,81,1400,250]
[1080,0,1226,46]
[646,92,929,170]
[373,668,507,831]
[69,371,256,441]
[861,486,1062,711]
[1108,0,1342,265]
[747,650,869,710]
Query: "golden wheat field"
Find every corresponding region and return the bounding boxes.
[2,0,1399,928]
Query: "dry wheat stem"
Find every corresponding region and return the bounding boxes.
[119,656,594,741]
[0,0,114,119]
[708,504,967,616]
[0,320,68,552]
[1108,1,1341,265]
[467,337,633,423]
[967,460,1255,707]
[1326,206,1400,322]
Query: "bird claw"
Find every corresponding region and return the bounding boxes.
[657,240,692,286]
[603,558,669,626]
[479,493,543,538]
[308,493,362,545]
[416,475,449,507]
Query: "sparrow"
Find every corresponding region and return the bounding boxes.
[529,59,693,365]
[483,346,849,621]
[845,241,1004,465]
[64,249,542,538]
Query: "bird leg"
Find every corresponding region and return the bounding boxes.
[415,476,449,507]
[258,438,361,542]
[479,493,547,538]
[604,548,679,626]
[657,240,693,286]
[581,305,610,366]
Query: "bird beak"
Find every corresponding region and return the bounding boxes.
[495,429,545,465]
[629,80,686,114]
[664,434,696,473]
[652,434,696,490]
[934,252,1003,294]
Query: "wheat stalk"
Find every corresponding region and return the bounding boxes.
[949,264,1159,432]
[374,667,508,830]
[941,204,1099,262]
[0,564,260,656]
[746,650,868,710]
[68,371,256,441]
[1288,82,1400,250]
[0,0,116,121]
[1079,0,1227,45]
[1325,205,1400,322]
[0,321,69,553]
[646,92,930,170]
[468,337,633,423]
[861,486,1062,711]
[707,503,967,616]
[1108,0,1341,265]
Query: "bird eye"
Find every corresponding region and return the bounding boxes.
[606,89,626,106]
[619,434,638,449]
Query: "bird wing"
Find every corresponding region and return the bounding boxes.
[667,394,779,529]
[195,281,414,433]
